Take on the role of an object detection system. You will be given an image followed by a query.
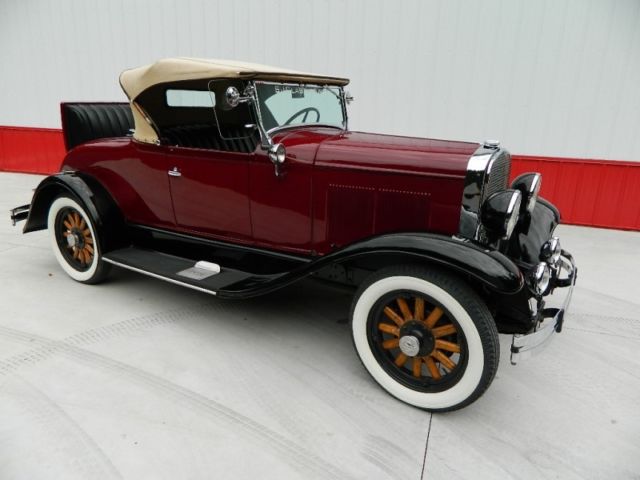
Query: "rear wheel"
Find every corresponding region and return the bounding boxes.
[47,196,110,284]
[350,266,499,411]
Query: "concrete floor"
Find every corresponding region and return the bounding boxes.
[0,172,638,480]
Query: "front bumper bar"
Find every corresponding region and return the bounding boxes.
[510,250,577,365]
[9,204,30,226]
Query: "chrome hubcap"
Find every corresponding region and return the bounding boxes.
[66,233,78,248]
[399,335,420,357]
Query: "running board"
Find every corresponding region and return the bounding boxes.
[103,247,281,296]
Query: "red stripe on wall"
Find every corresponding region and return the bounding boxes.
[0,126,65,174]
[1,126,638,230]
[510,155,640,231]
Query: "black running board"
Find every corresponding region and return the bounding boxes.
[103,247,283,297]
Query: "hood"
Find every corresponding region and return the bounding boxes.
[313,130,478,178]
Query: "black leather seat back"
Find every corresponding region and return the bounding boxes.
[61,102,134,151]
[162,124,259,154]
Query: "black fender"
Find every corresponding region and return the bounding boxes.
[507,196,560,265]
[23,172,127,252]
[323,233,524,294]
[222,232,524,298]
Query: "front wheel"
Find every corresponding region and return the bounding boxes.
[47,195,110,284]
[350,266,499,411]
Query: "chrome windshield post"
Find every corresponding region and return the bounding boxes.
[244,81,275,150]
[340,87,351,131]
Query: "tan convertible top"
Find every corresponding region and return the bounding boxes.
[120,57,349,143]
[120,57,349,100]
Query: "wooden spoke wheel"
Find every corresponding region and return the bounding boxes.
[57,208,95,270]
[368,291,468,393]
[351,266,500,412]
[47,195,110,284]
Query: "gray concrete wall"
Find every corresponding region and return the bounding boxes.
[1,0,639,160]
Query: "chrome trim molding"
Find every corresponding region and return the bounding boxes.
[506,188,520,214]
[458,144,511,240]
[102,257,218,296]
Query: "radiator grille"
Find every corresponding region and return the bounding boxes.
[483,151,511,201]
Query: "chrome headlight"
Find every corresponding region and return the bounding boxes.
[480,189,522,240]
[511,173,541,214]
[540,236,561,265]
[527,262,551,296]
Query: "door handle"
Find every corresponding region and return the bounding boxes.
[168,167,181,177]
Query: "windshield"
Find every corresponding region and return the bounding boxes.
[255,81,345,132]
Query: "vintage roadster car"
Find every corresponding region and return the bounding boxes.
[11,58,576,411]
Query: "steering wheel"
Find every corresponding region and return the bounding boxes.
[283,107,320,126]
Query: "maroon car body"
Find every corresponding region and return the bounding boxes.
[63,130,475,255]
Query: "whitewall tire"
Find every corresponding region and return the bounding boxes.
[350,266,499,411]
[47,196,110,284]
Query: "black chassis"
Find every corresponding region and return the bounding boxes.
[11,171,571,336]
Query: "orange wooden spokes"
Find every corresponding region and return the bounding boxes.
[382,338,400,349]
[384,306,405,327]
[435,339,460,353]
[412,357,422,377]
[424,307,444,329]
[424,357,441,380]
[432,323,456,338]
[61,209,95,266]
[432,350,456,371]
[396,297,413,321]
[377,293,462,383]
[378,323,400,336]
[394,353,407,367]
[414,297,425,321]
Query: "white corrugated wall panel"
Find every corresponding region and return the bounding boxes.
[1,0,639,160]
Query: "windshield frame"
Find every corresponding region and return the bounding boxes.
[252,80,348,138]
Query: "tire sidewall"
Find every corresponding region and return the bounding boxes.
[352,274,485,410]
[48,196,101,282]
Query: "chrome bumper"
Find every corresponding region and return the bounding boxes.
[9,204,30,226]
[510,250,577,365]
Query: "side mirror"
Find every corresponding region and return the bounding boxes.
[344,91,354,104]
[220,85,254,110]
[223,86,241,109]
[268,143,286,177]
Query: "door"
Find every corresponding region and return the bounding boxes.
[103,141,176,229]
[167,146,253,244]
